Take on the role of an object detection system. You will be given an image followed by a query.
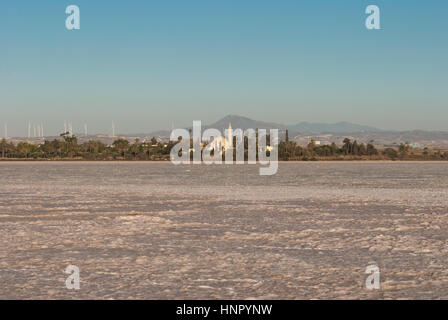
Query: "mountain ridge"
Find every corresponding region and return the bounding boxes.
[148,115,385,135]
[288,121,383,133]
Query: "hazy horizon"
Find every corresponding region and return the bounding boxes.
[1,113,448,138]
[4,114,448,138]
[1,1,447,136]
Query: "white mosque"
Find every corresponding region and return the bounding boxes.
[208,123,275,153]
[209,123,233,151]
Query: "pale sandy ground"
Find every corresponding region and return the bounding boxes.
[0,162,447,299]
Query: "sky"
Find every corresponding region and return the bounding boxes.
[1,0,447,136]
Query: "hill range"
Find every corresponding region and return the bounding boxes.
[6,115,448,149]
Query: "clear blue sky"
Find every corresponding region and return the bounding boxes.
[1,0,447,136]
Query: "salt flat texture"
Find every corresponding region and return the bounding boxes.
[0,162,447,299]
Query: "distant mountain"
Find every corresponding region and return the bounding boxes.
[147,115,287,138]
[287,121,383,133]
[206,115,287,131]
[11,114,448,148]
[148,115,384,136]
[209,116,383,133]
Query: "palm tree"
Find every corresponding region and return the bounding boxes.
[1,139,7,158]
[112,139,130,158]
[342,138,351,155]
[130,138,140,160]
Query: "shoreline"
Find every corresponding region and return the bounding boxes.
[1,158,448,163]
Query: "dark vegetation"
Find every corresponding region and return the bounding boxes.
[1,131,447,161]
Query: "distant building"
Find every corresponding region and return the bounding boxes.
[209,123,233,151]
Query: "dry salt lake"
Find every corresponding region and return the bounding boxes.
[0,161,447,299]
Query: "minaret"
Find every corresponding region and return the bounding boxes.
[226,123,232,150]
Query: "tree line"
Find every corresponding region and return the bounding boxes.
[1,132,447,161]
[279,136,448,161]
[0,133,175,160]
